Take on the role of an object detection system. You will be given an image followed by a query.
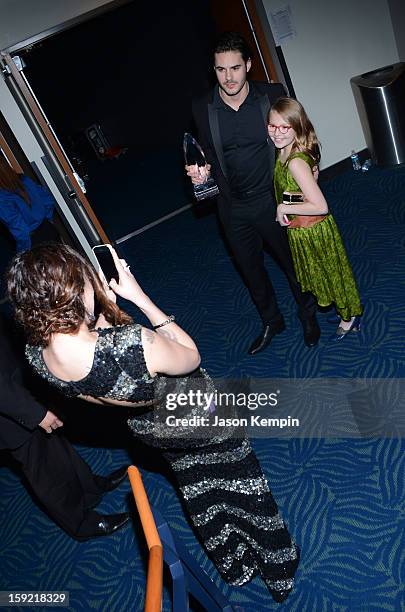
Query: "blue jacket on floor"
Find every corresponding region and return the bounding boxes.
[0,176,55,251]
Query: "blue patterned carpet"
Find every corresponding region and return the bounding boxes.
[1,164,404,611]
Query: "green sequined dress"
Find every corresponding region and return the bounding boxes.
[274,152,362,320]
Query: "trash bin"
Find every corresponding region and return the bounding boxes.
[350,62,405,166]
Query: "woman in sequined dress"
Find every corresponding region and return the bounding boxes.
[7,243,299,603]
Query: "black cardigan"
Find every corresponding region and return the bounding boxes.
[0,314,46,450]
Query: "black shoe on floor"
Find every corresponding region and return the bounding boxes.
[248,320,286,355]
[101,466,129,492]
[76,512,130,541]
[301,315,320,347]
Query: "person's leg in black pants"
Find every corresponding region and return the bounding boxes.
[11,429,123,539]
[225,208,284,326]
[253,201,317,321]
[223,196,319,352]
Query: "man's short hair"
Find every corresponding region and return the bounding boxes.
[214,32,252,63]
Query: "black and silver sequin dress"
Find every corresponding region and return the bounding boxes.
[26,324,300,601]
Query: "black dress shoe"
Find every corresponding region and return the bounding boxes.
[101,466,129,492]
[77,512,130,541]
[248,320,286,355]
[301,315,320,347]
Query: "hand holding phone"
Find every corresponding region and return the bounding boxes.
[92,244,119,284]
[95,245,151,310]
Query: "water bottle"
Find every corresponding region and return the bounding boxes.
[361,159,372,172]
[350,150,361,171]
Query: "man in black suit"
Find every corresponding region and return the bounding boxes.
[186,32,320,354]
[0,313,130,541]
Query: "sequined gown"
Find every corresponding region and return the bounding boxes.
[274,152,362,320]
[26,324,299,601]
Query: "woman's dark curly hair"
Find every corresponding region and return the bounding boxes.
[7,242,132,347]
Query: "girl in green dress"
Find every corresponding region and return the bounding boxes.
[268,97,362,341]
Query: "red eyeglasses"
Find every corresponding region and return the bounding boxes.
[268,124,291,134]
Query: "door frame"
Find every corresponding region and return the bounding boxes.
[4,0,132,55]
[0,51,110,247]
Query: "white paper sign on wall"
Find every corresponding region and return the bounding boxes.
[270,5,297,46]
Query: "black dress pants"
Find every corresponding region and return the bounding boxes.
[11,429,105,538]
[222,194,316,325]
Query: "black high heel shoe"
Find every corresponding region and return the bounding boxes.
[329,315,361,342]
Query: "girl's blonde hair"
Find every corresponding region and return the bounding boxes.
[269,97,321,165]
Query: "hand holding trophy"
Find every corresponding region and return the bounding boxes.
[184,133,219,201]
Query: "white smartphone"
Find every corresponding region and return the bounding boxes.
[92,244,119,284]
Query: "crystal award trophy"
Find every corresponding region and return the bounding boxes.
[183,132,219,201]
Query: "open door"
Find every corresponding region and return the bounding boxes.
[0,51,110,247]
[0,107,78,248]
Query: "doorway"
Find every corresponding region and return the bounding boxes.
[1,0,283,249]
[10,0,217,243]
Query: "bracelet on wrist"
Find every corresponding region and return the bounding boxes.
[153,315,175,330]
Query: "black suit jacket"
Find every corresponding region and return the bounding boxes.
[192,81,287,226]
[0,315,46,450]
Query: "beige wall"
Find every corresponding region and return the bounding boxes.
[261,0,399,167]
[0,0,117,49]
[388,0,405,60]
